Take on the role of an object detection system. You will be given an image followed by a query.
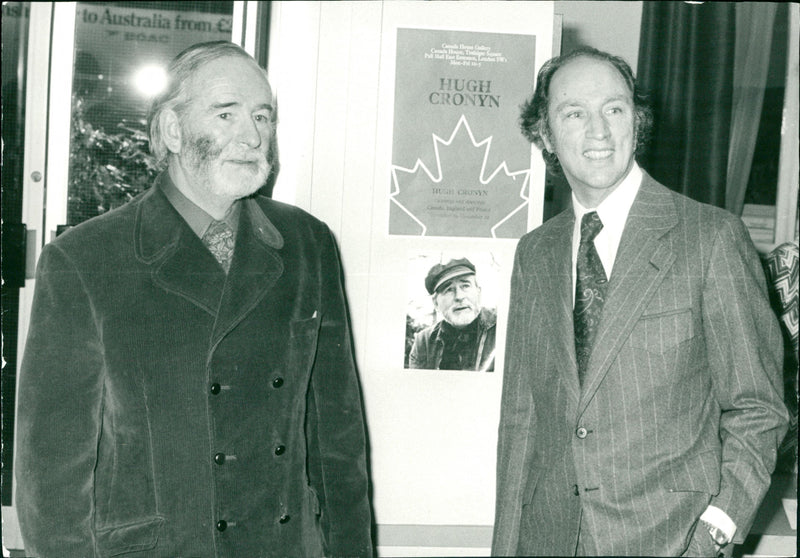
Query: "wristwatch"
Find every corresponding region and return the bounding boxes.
[701,520,731,548]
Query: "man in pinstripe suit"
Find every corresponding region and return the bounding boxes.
[492,47,788,557]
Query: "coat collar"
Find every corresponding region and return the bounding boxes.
[134,176,285,338]
[576,171,679,415]
[135,173,284,257]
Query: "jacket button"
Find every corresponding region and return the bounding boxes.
[216,519,227,531]
[214,452,226,465]
[210,383,221,395]
[576,427,588,439]
[279,514,291,524]
[274,445,286,455]
[573,484,580,496]
[272,377,284,388]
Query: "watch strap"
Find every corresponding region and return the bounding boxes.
[701,520,731,547]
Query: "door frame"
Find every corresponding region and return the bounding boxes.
[3,2,259,550]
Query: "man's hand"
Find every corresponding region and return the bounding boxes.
[683,521,732,557]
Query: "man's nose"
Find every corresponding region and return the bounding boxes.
[585,112,610,139]
[238,117,263,148]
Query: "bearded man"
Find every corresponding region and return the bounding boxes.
[408,258,496,372]
[16,41,373,558]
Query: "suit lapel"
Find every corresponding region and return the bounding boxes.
[535,210,582,410]
[577,173,679,416]
[210,198,284,347]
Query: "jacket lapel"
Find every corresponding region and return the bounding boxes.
[136,184,286,337]
[136,185,226,315]
[210,197,285,347]
[535,210,581,410]
[577,173,678,416]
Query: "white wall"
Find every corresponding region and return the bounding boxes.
[267,1,643,555]
[555,0,642,68]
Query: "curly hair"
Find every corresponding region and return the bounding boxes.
[519,47,653,175]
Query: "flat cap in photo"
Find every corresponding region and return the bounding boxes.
[425,258,476,295]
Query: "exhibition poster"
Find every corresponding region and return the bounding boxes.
[389,28,537,238]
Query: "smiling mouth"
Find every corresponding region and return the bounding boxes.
[583,149,614,160]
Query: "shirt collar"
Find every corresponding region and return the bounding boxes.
[160,174,241,238]
[570,162,642,285]
[572,161,642,234]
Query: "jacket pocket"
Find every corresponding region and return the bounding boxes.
[629,308,695,351]
[665,449,721,495]
[95,516,165,556]
[521,468,543,507]
[287,313,321,375]
[290,312,320,338]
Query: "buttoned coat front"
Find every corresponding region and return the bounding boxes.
[16,179,373,557]
[492,173,788,556]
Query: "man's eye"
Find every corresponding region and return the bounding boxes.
[218,113,231,120]
[566,111,583,119]
[607,106,623,115]
[254,114,270,123]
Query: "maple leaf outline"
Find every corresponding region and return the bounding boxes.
[390,114,530,238]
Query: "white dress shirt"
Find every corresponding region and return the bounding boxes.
[571,162,642,304]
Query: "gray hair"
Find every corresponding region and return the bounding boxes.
[147,41,274,167]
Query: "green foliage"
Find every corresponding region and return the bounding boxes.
[68,95,160,222]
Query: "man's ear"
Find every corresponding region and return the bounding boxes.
[160,109,183,154]
[540,124,554,154]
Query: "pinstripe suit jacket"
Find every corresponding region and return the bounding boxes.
[492,172,788,556]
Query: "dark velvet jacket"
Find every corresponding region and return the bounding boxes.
[16,177,373,557]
